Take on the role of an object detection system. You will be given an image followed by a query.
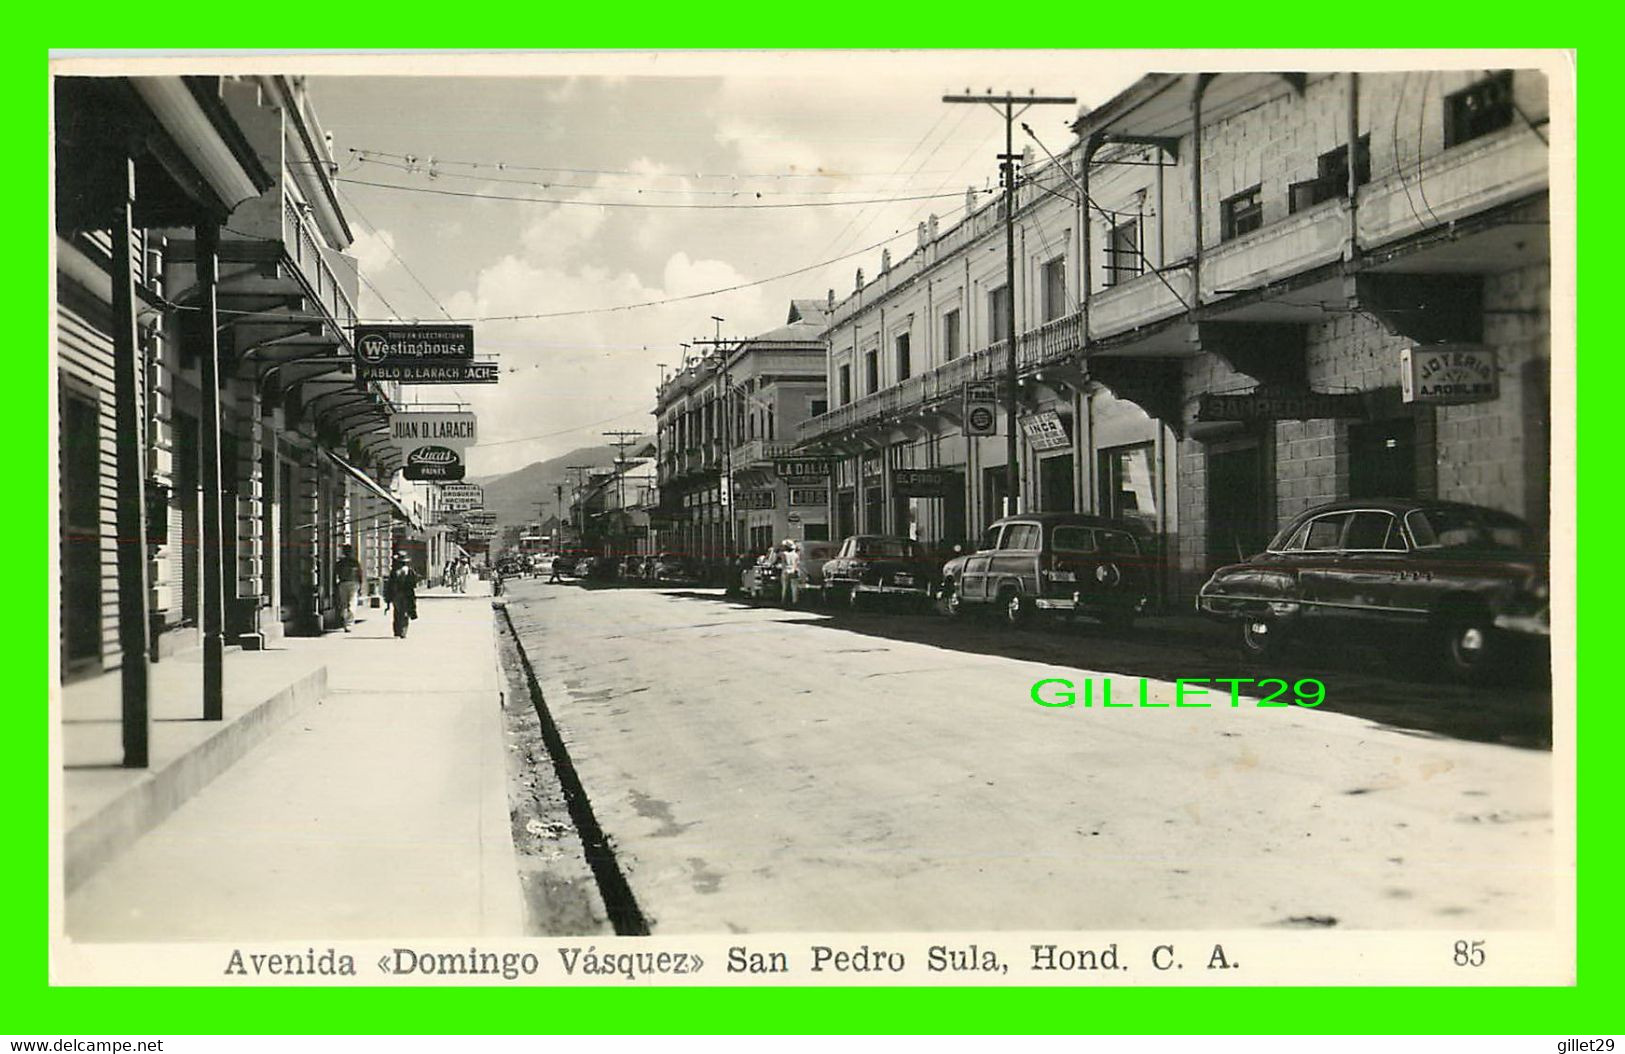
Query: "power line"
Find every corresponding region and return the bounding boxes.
[352,153,968,199]
[336,175,986,211]
[340,146,964,181]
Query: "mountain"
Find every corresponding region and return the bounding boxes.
[468,436,655,529]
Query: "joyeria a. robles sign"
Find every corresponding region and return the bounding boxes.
[1401,345,1499,404]
[403,445,465,481]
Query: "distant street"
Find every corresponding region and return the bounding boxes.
[500,578,1555,934]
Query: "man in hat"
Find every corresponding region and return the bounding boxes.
[382,551,420,638]
[334,545,363,632]
[778,538,803,607]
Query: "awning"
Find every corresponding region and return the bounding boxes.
[325,449,423,531]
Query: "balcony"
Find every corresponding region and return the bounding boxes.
[1199,197,1349,302]
[798,312,1082,445]
[1089,266,1195,341]
[731,438,795,467]
[1356,125,1548,251]
[280,195,359,332]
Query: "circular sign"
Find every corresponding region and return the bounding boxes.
[358,334,391,364]
[968,406,995,432]
[787,513,801,523]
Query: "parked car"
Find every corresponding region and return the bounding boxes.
[822,535,939,610]
[785,540,840,605]
[742,552,782,604]
[548,553,576,577]
[1196,498,1549,681]
[938,513,1154,628]
[650,551,698,584]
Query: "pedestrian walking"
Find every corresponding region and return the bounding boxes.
[779,539,803,607]
[548,556,564,583]
[334,545,363,632]
[383,552,420,638]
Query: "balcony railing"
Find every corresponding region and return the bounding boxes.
[798,310,1085,445]
[1199,197,1348,302]
[731,438,794,466]
[1355,125,1548,251]
[282,195,358,331]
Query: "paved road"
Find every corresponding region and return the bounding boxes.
[503,579,1556,934]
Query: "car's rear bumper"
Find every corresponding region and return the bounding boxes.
[1494,610,1550,636]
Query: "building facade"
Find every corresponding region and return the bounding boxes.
[54,74,418,763]
[798,68,1551,602]
[653,302,830,570]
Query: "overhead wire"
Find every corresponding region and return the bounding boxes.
[340,146,963,181]
[335,175,984,211]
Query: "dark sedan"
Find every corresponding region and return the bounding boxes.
[821,535,938,609]
[1196,499,1549,681]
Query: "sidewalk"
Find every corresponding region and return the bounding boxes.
[63,586,522,942]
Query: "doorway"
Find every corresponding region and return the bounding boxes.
[59,384,102,676]
[1206,442,1270,567]
[1039,453,1075,512]
[1348,418,1418,499]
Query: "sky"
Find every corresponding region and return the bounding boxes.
[306,53,1142,477]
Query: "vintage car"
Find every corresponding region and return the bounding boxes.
[938,513,1154,629]
[821,535,939,609]
[1195,499,1549,680]
[784,540,840,606]
[650,551,698,584]
[742,552,782,603]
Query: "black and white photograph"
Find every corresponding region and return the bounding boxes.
[48,49,1574,985]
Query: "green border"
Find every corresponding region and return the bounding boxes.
[21,20,1603,1035]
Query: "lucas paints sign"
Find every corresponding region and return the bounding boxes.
[403,445,465,481]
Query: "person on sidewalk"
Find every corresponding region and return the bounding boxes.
[335,545,363,632]
[383,552,420,638]
[778,539,803,607]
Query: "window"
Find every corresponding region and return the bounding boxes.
[855,537,920,558]
[865,350,879,394]
[1343,511,1404,551]
[1100,530,1140,556]
[1300,514,1350,551]
[1406,507,1534,552]
[838,364,852,405]
[942,308,961,361]
[1445,71,1514,148]
[979,525,1003,552]
[1041,256,1067,322]
[1104,219,1141,288]
[988,285,1011,344]
[1290,136,1372,213]
[1221,185,1264,241]
[810,398,827,418]
[895,332,911,381]
[999,523,1041,550]
[1099,442,1156,524]
[1053,526,1097,553]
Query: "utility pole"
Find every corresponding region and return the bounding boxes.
[943,89,1076,515]
[566,464,593,546]
[603,430,641,556]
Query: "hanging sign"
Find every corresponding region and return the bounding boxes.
[1401,345,1499,404]
[391,412,478,455]
[359,361,501,384]
[788,487,827,507]
[403,445,465,481]
[1019,410,1071,452]
[354,325,473,366]
[964,382,999,436]
[439,482,484,511]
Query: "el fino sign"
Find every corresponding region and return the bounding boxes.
[1401,345,1499,404]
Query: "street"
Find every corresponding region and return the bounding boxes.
[500,577,1556,934]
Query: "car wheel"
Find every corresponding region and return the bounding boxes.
[1001,589,1030,628]
[1239,617,1287,659]
[1439,607,1502,682]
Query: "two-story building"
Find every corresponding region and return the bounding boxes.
[653,300,830,570]
[799,67,1552,602]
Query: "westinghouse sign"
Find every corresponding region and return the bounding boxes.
[353,325,498,384]
[354,325,474,365]
[1401,345,1499,404]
